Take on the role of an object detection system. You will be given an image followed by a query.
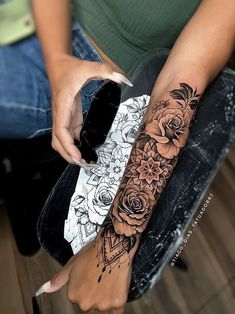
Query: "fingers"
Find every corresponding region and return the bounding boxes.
[35,262,73,296]
[115,308,125,314]
[112,307,125,314]
[110,72,133,87]
[96,306,125,314]
[71,93,83,142]
[57,127,82,160]
[49,264,73,293]
[51,61,133,163]
[52,131,82,164]
[51,135,76,163]
[93,62,133,87]
[52,93,83,163]
[90,298,125,313]
[78,305,124,313]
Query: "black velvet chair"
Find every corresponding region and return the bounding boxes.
[0,135,67,255]
[37,49,235,301]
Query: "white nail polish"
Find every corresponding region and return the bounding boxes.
[72,157,87,170]
[112,71,133,87]
[35,281,51,297]
[72,157,99,170]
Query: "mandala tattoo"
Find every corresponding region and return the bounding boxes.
[95,83,201,282]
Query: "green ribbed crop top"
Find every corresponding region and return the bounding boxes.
[72,0,201,73]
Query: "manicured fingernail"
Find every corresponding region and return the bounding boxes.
[112,71,133,87]
[35,281,51,297]
[72,157,99,170]
[72,157,86,170]
[71,157,80,164]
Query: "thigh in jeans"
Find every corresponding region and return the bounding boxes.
[71,20,105,113]
[0,38,52,139]
[0,23,104,139]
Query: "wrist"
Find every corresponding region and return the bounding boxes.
[45,53,82,91]
[153,64,208,99]
[45,52,72,74]
[96,223,140,266]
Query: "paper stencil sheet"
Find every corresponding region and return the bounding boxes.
[64,95,150,254]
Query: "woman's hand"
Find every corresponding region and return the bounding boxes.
[36,237,132,313]
[48,54,132,163]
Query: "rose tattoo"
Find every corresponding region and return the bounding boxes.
[96,83,201,281]
[145,106,191,159]
[111,185,155,236]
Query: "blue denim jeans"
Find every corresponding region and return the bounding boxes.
[0,21,104,139]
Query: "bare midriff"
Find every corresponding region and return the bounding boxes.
[85,33,125,75]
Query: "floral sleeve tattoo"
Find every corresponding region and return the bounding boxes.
[95,83,201,282]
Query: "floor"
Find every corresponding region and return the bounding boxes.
[0,143,235,314]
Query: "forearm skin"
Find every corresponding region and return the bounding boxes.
[31,0,72,77]
[94,0,235,280]
[95,80,204,281]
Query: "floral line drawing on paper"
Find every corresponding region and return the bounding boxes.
[64,95,150,254]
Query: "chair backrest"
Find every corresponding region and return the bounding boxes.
[38,48,235,302]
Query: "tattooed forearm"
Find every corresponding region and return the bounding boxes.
[95,83,201,282]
